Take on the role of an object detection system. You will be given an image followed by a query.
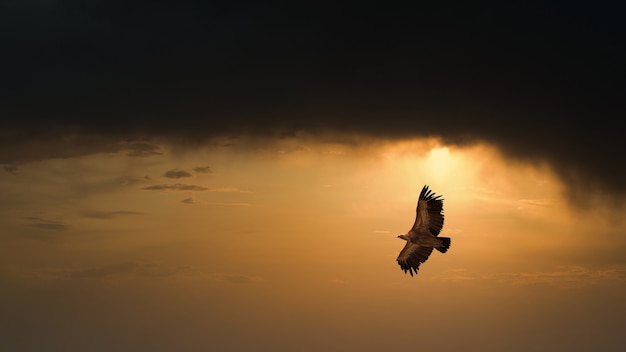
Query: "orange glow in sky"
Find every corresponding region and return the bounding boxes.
[0,137,624,351]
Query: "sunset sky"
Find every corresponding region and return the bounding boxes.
[1,1,625,351]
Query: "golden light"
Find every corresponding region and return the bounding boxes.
[426,147,454,179]
[1,135,625,352]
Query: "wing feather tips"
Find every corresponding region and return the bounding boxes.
[397,245,434,276]
[419,185,429,200]
[423,185,445,235]
[415,185,445,235]
[398,260,412,276]
[419,185,444,203]
[398,259,418,276]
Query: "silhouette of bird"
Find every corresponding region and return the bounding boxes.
[397,185,451,276]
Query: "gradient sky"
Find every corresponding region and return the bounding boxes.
[1,1,625,351]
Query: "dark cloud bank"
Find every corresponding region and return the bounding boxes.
[1,1,624,204]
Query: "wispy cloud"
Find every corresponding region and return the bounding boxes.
[208,202,253,206]
[459,186,505,200]
[222,274,255,284]
[194,165,212,174]
[213,273,263,284]
[517,198,557,207]
[124,142,162,157]
[433,266,626,288]
[210,187,251,193]
[435,269,476,282]
[163,169,192,179]
[118,176,151,187]
[181,198,252,207]
[70,261,138,279]
[67,261,187,280]
[23,217,68,231]
[3,165,18,175]
[141,184,249,193]
[495,266,626,288]
[141,183,208,191]
[181,197,196,204]
[81,210,144,219]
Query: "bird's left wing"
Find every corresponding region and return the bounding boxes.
[396,241,434,276]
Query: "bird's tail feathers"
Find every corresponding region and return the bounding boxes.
[436,237,451,253]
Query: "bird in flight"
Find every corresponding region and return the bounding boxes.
[397,185,451,276]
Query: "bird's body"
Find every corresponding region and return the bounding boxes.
[399,231,447,248]
[396,185,451,276]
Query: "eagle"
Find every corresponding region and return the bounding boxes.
[397,185,451,276]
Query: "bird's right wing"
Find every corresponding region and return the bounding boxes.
[412,185,444,236]
[396,241,434,276]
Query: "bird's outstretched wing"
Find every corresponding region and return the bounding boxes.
[412,185,444,236]
[396,242,434,276]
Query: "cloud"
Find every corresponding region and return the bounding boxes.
[181,198,252,207]
[209,202,253,206]
[517,199,556,206]
[1,2,623,205]
[434,266,626,289]
[141,184,247,193]
[3,165,18,175]
[81,210,143,219]
[141,183,208,191]
[118,176,151,187]
[70,261,138,279]
[66,261,188,280]
[495,266,626,289]
[163,169,192,179]
[193,166,212,174]
[435,269,476,282]
[516,199,559,210]
[124,142,162,157]
[210,187,250,193]
[23,217,68,231]
[29,223,66,231]
[215,274,262,284]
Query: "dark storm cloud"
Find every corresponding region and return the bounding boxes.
[0,132,123,165]
[141,183,208,191]
[163,169,192,179]
[1,2,624,203]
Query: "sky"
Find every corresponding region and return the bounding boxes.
[1,1,625,351]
